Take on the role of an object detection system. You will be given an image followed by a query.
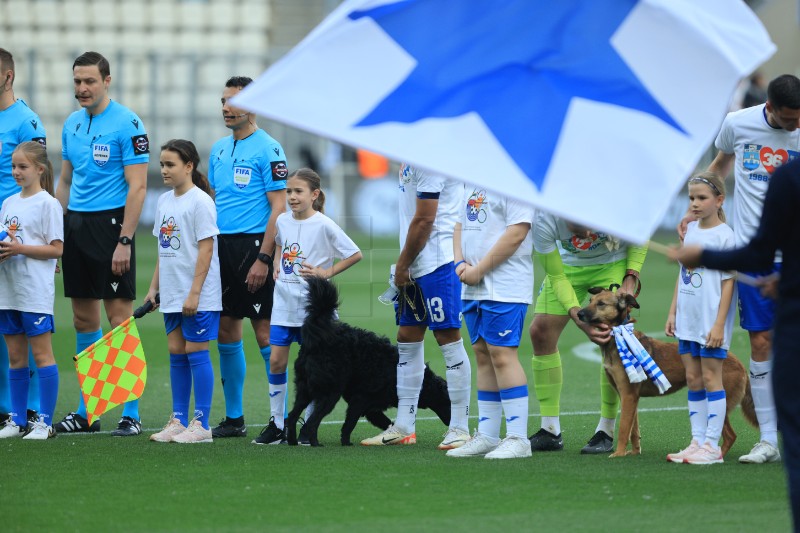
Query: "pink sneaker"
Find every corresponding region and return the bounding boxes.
[666,440,700,463]
[150,417,187,443]
[685,442,723,465]
[172,419,213,444]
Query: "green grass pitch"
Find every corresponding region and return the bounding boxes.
[1,230,789,532]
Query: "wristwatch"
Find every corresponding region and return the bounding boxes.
[257,252,272,264]
[118,236,133,245]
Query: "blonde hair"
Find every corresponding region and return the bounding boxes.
[13,141,53,196]
[688,171,726,223]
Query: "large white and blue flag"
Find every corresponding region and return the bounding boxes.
[233,0,774,242]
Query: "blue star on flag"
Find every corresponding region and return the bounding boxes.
[349,0,685,190]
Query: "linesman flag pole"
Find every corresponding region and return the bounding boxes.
[73,296,159,425]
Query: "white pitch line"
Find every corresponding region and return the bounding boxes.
[64,405,688,435]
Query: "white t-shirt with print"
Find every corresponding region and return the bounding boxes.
[675,221,736,350]
[533,212,628,267]
[460,185,534,303]
[398,164,460,278]
[715,104,800,248]
[272,211,360,327]
[152,186,221,314]
[0,191,63,314]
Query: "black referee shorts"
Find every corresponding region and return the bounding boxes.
[63,208,136,300]
[218,233,274,320]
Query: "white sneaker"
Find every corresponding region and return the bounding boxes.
[150,417,187,443]
[739,441,781,464]
[22,418,56,440]
[0,419,26,438]
[360,425,416,446]
[685,442,723,465]
[666,439,701,463]
[171,419,213,444]
[446,431,499,457]
[437,427,471,450]
[485,435,532,459]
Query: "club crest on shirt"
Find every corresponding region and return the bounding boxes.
[234,167,252,189]
[466,189,488,223]
[159,216,181,250]
[562,232,604,253]
[399,164,412,191]
[3,216,22,243]
[742,144,760,171]
[93,143,110,167]
[680,265,702,288]
[281,241,305,275]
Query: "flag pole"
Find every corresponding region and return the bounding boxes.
[73,317,134,362]
[648,240,760,287]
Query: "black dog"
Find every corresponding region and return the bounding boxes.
[285,277,451,446]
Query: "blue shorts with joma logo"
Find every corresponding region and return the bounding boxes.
[164,311,220,342]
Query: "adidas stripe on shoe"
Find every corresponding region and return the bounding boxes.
[54,412,100,433]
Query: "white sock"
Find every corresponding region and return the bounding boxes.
[595,417,616,438]
[749,358,778,446]
[688,389,708,444]
[395,341,424,434]
[500,385,529,439]
[304,401,315,421]
[269,382,287,429]
[441,338,472,431]
[704,390,726,449]
[541,416,561,436]
[477,391,503,440]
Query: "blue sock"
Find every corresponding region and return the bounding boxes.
[260,345,288,417]
[188,350,214,430]
[218,341,246,419]
[9,367,29,426]
[0,337,9,413]
[170,353,191,426]
[121,398,140,421]
[27,345,40,412]
[259,345,272,375]
[76,330,102,418]
[37,364,59,426]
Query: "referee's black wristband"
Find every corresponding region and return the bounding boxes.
[257,252,272,265]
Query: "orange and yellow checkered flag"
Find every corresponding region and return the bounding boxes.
[73,317,147,425]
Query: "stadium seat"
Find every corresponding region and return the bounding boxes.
[209,2,235,31]
[119,2,147,31]
[5,0,32,25]
[59,0,88,30]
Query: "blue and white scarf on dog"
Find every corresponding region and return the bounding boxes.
[611,324,671,394]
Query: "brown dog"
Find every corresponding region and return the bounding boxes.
[577,287,757,458]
